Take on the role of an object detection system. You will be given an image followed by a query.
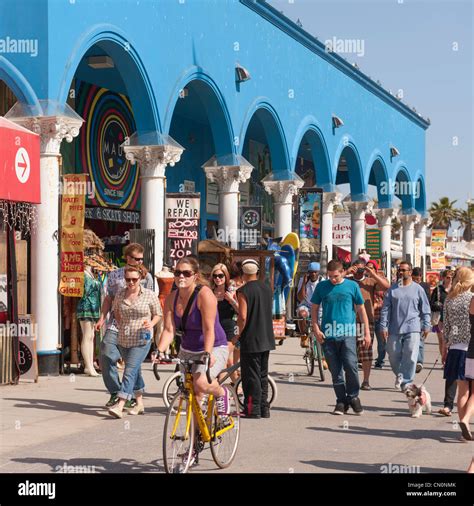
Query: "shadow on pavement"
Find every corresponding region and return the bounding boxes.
[307,424,464,443]
[300,459,462,473]
[10,456,164,473]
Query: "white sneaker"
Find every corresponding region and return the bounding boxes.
[395,374,403,391]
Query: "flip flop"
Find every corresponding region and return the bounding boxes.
[459,422,472,441]
[438,408,452,417]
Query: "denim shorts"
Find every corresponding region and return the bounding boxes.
[178,346,229,380]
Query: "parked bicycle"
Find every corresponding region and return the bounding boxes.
[161,354,240,474]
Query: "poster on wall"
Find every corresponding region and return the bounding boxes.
[75,80,140,213]
[430,229,447,270]
[239,206,262,250]
[332,213,351,246]
[298,189,322,255]
[365,229,381,259]
[414,238,422,268]
[206,179,219,215]
[248,140,274,229]
[18,314,38,382]
[58,174,86,297]
[165,193,200,268]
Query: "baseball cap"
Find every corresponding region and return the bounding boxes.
[242,258,259,274]
[308,262,320,272]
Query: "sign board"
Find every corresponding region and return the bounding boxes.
[59,174,86,297]
[165,193,200,268]
[0,117,40,203]
[365,229,381,259]
[414,238,422,268]
[183,180,195,193]
[206,179,219,215]
[85,206,140,224]
[298,189,322,254]
[18,314,38,382]
[332,213,351,246]
[239,206,262,250]
[430,229,447,270]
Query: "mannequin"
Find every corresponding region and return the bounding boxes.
[156,265,174,310]
[77,265,101,376]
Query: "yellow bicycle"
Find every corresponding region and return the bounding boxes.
[162,354,240,473]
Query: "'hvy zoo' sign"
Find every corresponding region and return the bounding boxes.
[165,193,200,268]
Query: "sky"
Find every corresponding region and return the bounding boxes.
[268,0,473,212]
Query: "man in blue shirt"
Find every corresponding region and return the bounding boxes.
[311,260,371,415]
[380,260,431,391]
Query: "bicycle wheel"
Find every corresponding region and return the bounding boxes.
[153,362,161,382]
[210,385,240,468]
[163,392,195,474]
[234,376,277,410]
[315,340,325,382]
[305,337,315,376]
[162,372,183,409]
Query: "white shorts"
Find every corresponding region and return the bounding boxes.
[178,346,229,380]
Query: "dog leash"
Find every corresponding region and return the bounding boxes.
[421,354,441,387]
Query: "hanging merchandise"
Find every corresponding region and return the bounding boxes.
[0,201,37,236]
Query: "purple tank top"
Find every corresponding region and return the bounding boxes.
[173,290,228,352]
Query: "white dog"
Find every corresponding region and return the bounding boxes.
[404,384,432,418]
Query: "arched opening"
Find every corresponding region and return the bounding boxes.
[240,106,290,236]
[367,157,391,209]
[394,167,416,214]
[414,176,426,215]
[0,79,18,116]
[335,144,365,201]
[293,128,331,189]
[63,39,160,255]
[167,78,234,239]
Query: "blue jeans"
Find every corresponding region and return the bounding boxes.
[374,321,386,366]
[100,329,122,395]
[323,337,360,404]
[386,332,420,388]
[117,341,151,400]
[417,338,424,365]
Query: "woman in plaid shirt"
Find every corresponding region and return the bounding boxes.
[108,265,162,418]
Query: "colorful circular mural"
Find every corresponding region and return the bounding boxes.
[76,81,140,209]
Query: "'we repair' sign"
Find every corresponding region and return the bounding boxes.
[165,193,200,268]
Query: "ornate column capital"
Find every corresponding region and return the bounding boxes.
[414,214,432,230]
[322,191,343,214]
[263,179,304,204]
[375,207,399,227]
[12,115,83,156]
[399,213,419,227]
[204,165,253,193]
[345,200,374,220]
[124,144,184,178]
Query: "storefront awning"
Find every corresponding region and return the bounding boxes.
[0,116,40,204]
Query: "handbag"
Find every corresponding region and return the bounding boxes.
[430,285,443,313]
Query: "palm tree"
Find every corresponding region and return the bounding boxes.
[457,203,474,241]
[429,197,458,229]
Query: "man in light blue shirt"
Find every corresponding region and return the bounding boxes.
[380,261,431,390]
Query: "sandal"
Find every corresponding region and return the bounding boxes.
[459,422,472,441]
[438,407,452,417]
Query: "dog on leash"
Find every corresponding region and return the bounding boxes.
[404,384,432,418]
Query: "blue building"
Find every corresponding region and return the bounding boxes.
[0,0,430,373]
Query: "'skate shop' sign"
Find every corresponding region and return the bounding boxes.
[165,193,200,268]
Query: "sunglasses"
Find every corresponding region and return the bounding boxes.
[125,277,140,283]
[130,256,144,262]
[213,273,225,279]
[398,269,411,273]
[174,270,195,278]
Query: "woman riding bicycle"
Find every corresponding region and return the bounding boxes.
[157,256,230,415]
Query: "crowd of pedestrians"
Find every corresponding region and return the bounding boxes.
[91,240,474,472]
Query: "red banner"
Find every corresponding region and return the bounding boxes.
[0,117,40,204]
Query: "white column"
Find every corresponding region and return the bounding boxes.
[204,165,253,248]
[376,207,398,278]
[13,115,82,373]
[124,145,184,275]
[321,192,342,262]
[415,215,431,279]
[345,201,374,259]
[262,180,304,239]
[400,213,418,262]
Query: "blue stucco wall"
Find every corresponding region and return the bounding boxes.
[0,0,428,219]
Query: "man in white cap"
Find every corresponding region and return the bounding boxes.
[233,258,275,418]
[296,261,323,346]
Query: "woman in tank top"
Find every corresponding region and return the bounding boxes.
[466,293,474,471]
[157,256,230,416]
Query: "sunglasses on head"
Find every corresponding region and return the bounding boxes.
[174,269,195,278]
[125,277,140,283]
[213,273,225,279]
